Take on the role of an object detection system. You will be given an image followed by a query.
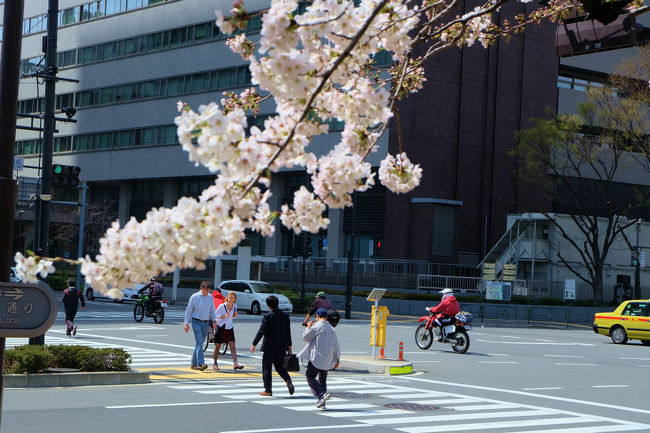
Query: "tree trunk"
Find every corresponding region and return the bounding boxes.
[592,264,604,303]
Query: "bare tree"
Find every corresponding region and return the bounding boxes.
[514,94,639,301]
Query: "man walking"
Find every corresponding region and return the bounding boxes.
[184,281,217,370]
[297,308,340,408]
[62,279,85,336]
[251,295,294,396]
[302,291,334,326]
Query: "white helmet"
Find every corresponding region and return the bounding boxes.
[440,288,454,295]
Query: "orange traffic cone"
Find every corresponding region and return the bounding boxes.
[378,346,386,359]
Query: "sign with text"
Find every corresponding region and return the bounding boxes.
[502,263,516,281]
[485,281,512,301]
[482,262,496,280]
[0,282,57,338]
[563,279,576,301]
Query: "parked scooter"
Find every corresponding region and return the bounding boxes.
[415,310,472,354]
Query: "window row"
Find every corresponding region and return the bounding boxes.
[17,65,251,114]
[15,124,177,155]
[22,0,170,36]
[20,16,262,75]
[14,112,343,156]
[15,115,272,155]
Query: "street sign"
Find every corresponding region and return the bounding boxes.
[641,251,646,268]
[0,282,57,338]
[482,262,496,280]
[502,263,516,281]
[563,279,576,300]
[13,157,24,171]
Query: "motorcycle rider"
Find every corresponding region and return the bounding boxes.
[426,288,460,341]
[139,276,164,313]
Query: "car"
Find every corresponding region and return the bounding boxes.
[218,280,293,315]
[9,267,21,282]
[85,283,144,303]
[593,299,650,345]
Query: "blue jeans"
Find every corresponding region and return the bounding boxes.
[191,319,210,366]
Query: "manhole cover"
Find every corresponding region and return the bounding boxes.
[329,392,374,399]
[384,403,440,411]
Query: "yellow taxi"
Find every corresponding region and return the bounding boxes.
[593,300,650,345]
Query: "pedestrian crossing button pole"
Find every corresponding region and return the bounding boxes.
[367,288,387,359]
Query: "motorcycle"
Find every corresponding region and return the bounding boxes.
[133,295,166,324]
[415,309,472,354]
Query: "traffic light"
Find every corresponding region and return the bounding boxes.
[51,164,81,187]
[317,237,323,251]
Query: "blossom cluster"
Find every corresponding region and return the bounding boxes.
[16,0,573,291]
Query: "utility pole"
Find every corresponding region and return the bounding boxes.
[345,194,356,320]
[635,221,641,299]
[0,0,26,424]
[29,0,59,346]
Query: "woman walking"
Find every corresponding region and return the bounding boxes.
[213,291,245,370]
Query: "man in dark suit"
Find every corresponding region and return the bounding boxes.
[251,295,294,396]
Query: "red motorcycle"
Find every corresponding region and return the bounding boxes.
[415,310,472,354]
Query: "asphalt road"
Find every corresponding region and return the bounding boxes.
[2,299,650,433]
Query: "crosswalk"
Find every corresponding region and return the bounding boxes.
[164,378,650,433]
[6,335,190,368]
[54,310,186,320]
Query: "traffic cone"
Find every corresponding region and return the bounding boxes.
[398,341,405,361]
[378,347,385,359]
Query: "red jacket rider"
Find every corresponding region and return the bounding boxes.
[429,288,460,325]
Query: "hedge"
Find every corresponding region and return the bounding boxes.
[4,345,132,374]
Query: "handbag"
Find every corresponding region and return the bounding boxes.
[283,351,300,372]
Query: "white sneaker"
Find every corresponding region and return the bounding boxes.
[73,325,77,336]
[316,393,331,408]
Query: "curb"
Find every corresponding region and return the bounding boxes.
[3,370,150,388]
[338,356,413,375]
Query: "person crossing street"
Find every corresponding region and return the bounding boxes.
[62,279,85,336]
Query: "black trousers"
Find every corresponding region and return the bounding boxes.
[65,309,78,333]
[305,361,328,398]
[262,351,291,393]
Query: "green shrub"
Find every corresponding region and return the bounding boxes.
[46,275,69,292]
[4,345,131,374]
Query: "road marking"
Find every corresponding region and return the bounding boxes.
[620,357,650,360]
[536,339,554,342]
[407,398,481,405]
[635,365,650,368]
[476,339,594,346]
[505,425,650,433]
[320,408,413,418]
[523,387,562,391]
[592,385,628,388]
[486,353,509,356]
[500,335,521,339]
[478,361,518,364]
[554,362,596,366]
[544,354,583,358]
[221,424,371,433]
[356,409,557,425]
[292,403,376,411]
[396,416,598,433]
[452,403,519,411]
[400,376,650,415]
[412,360,442,363]
[106,400,244,409]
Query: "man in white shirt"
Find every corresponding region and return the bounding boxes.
[184,281,217,370]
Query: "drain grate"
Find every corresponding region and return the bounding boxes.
[384,403,440,411]
[329,392,375,399]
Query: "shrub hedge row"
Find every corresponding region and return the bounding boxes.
[4,345,132,374]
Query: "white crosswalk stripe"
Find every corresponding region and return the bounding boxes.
[166,378,650,433]
[55,310,186,320]
[6,336,190,368]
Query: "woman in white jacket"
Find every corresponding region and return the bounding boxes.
[297,308,340,408]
